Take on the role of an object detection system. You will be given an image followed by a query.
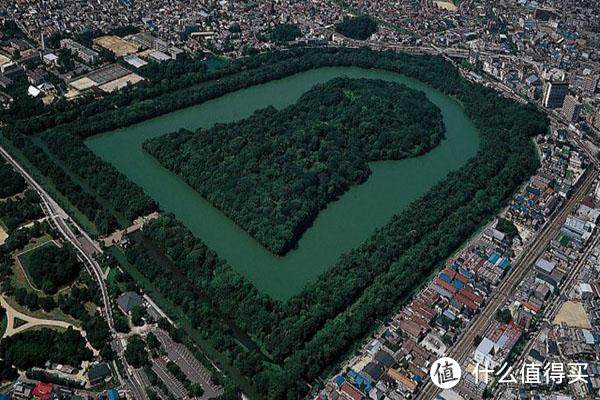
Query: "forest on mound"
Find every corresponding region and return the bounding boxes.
[144,77,444,255]
[22,243,82,294]
[2,47,548,399]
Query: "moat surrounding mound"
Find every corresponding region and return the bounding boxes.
[143,77,445,255]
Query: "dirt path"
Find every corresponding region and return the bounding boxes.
[0,294,79,338]
[0,225,7,246]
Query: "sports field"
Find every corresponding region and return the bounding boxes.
[553,301,591,329]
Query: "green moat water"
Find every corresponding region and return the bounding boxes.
[86,67,479,300]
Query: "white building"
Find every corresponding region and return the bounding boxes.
[473,338,499,369]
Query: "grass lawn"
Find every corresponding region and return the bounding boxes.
[559,234,571,247]
[27,325,68,334]
[107,268,126,294]
[21,234,53,253]
[83,301,97,316]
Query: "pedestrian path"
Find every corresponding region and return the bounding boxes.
[0,294,79,338]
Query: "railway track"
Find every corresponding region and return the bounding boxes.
[417,166,598,400]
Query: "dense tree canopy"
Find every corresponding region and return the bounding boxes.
[0,20,25,40]
[0,327,92,370]
[125,335,149,368]
[335,15,378,40]
[0,189,43,232]
[23,243,82,294]
[42,132,158,222]
[0,47,549,399]
[145,78,444,254]
[267,24,302,43]
[124,48,545,399]
[0,161,26,199]
[3,130,120,235]
[496,217,519,238]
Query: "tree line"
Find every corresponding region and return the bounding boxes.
[0,189,44,232]
[41,132,158,221]
[0,327,92,370]
[267,24,302,43]
[0,202,113,361]
[144,77,443,254]
[1,47,548,399]
[0,160,26,199]
[124,48,545,399]
[2,130,120,235]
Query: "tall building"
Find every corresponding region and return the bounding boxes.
[542,80,568,109]
[562,95,581,122]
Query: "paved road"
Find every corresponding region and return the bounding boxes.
[154,329,223,398]
[0,294,79,337]
[152,358,188,399]
[507,227,600,377]
[125,379,146,400]
[0,145,149,399]
[128,369,150,400]
[0,146,112,326]
[416,166,599,400]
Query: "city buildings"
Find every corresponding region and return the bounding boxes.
[0,1,599,399]
[543,81,569,109]
[60,39,100,64]
[562,95,581,122]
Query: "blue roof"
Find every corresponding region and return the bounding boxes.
[355,373,369,386]
[499,258,510,270]
[459,268,475,280]
[334,375,345,386]
[453,280,464,289]
[488,253,500,264]
[108,389,119,400]
[347,371,371,392]
[443,309,456,321]
[439,272,452,283]
[0,394,9,400]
